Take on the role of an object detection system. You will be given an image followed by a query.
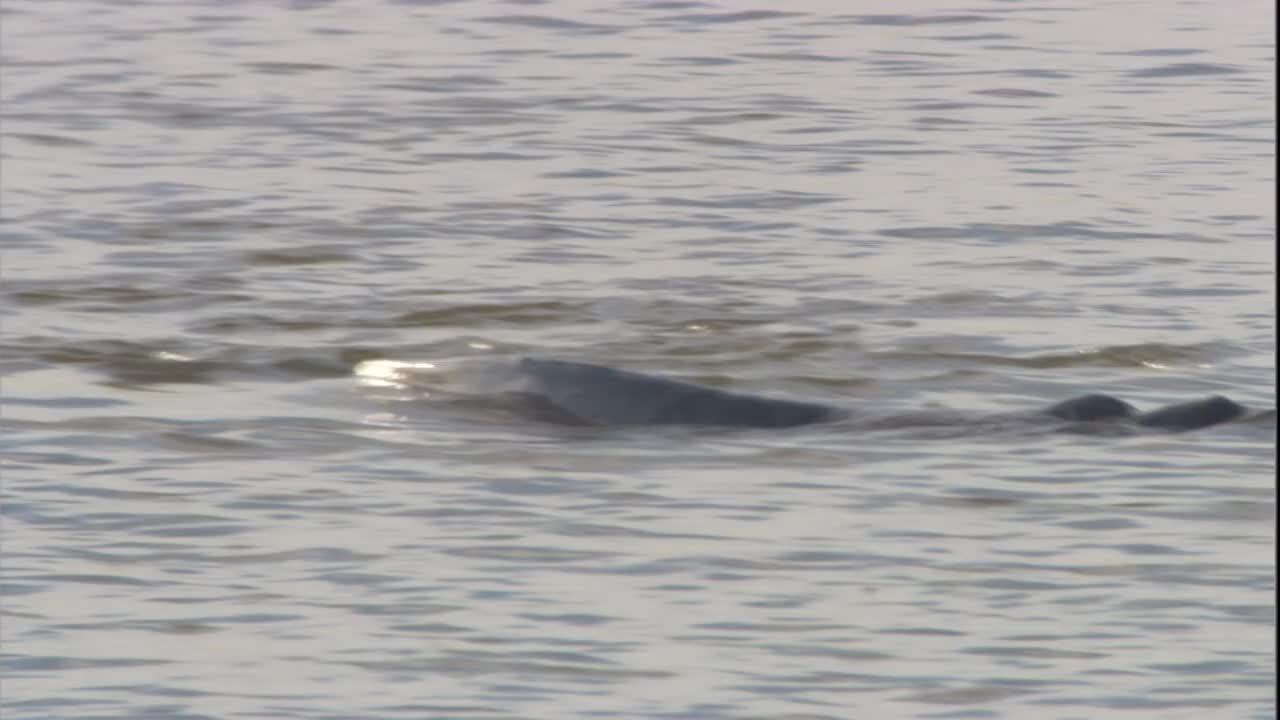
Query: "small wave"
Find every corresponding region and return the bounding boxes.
[1129,62,1243,78]
[870,342,1220,370]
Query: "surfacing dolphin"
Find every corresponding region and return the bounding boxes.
[499,358,1248,432]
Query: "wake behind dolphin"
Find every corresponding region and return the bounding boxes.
[356,356,1252,433]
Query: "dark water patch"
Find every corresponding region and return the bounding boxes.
[877,221,1170,242]
[416,151,553,162]
[381,75,505,92]
[550,521,725,541]
[3,450,113,467]
[655,55,741,66]
[1014,169,1075,177]
[395,301,579,327]
[309,571,400,587]
[891,287,1059,311]
[972,88,1058,99]
[551,52,632,60]
[1111,48,1205,57]
[634,1,716,10]
[499,223,616,241]
[1006,68,1072,79]
[1208,213,1264,223]
[0,230,42,250]
[1056,517,1143,531]
[657,10,805,25]
[808,161,862,173]
[520,612,615,626]
[3,395,132,409]
[17,474,197,503]
[669,111,788,126]
[845,14,999,26]
[476,14,621,34]
[834,145,948,157]
[59,615,297,633]
[193,314,351,334]
[863,57,946,74]
[362,703,508,717]
[904,685,1038,705]
[1032,694,1241,710]
[773,550,928,570]
[342,650,672,679]
[682,132,757,147]
[8,132,93,147]
[913,116,973,127]
[74,684,214,700]
[58,511,247,537]
[10,572,152,587]
[730,671,941,696]
[930,33,1019,42]
[479,477,597,496]
[245,248,355,266]
[1146,659,1258,675]
[116,215,280,243]
[962,645,1106,660]
[214,547,382,565]
[656,191,842,210]
[4,697,179,720]
[444,544,620,564]
[737,52,849,63]
[1139,284,1258,299]
[780,123,861,134]
[694,621,848,634]
[905,100,1011,111]
[244,61,337,75]
[4,655,170,672]
[765,645,895,662]
[1128,62,1243,78]
[387,622,471,635]
[156,431,267,456]
[541,168,629,179]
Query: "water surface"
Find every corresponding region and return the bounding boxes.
[2,0,1274,718]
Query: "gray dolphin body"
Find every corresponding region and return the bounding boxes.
[508,358,1247,432]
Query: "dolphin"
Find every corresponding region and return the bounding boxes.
[503,358,1248,432]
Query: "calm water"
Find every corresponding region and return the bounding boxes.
[2,0,1275,718]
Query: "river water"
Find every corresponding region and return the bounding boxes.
[2,1,1274,718]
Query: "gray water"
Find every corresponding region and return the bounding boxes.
[2,0,1274,718]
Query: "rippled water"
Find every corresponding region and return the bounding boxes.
[2,0,1274,718]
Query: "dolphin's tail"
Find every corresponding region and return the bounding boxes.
[1137,395,1247,431]
[1047,393,1247,431]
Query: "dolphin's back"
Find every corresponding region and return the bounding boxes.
[469,357,1252,432]
[515,358,837,428]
